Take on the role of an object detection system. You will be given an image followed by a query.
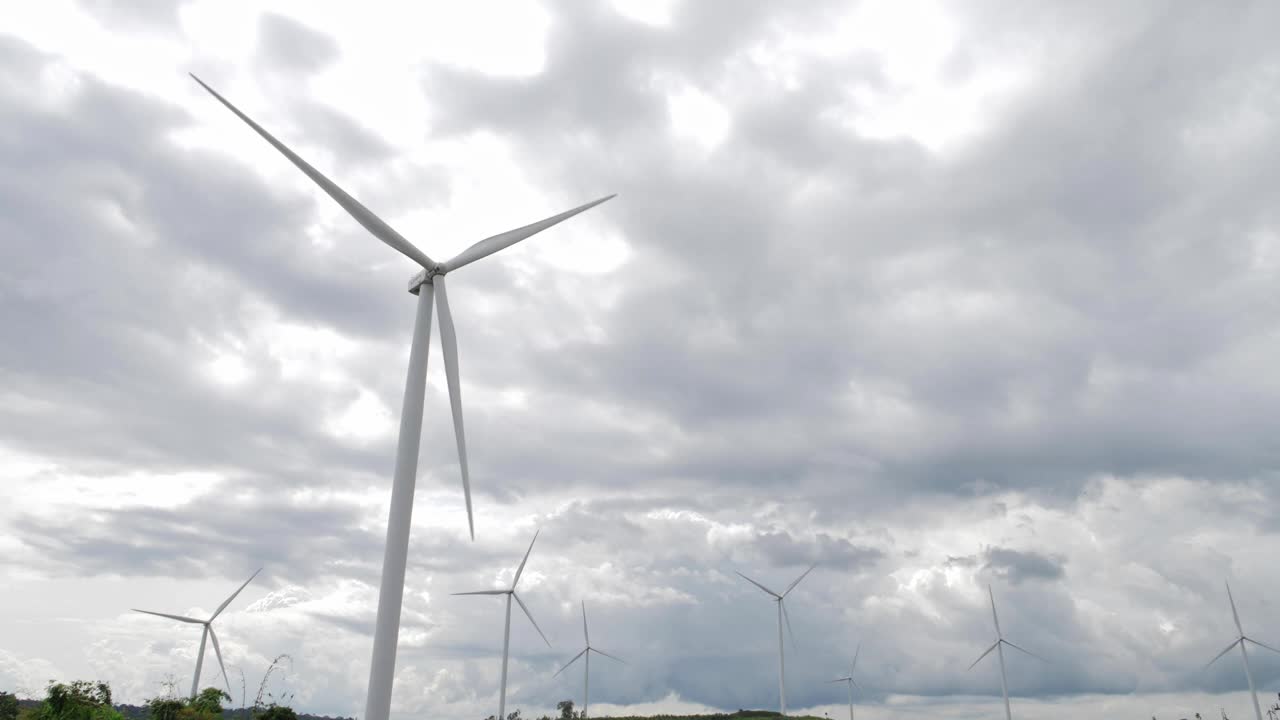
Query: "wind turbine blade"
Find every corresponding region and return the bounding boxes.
[781,600,798,651]
[553,649,587,678]
[211,568,261,621]
[968,641,1000,671]
[1226,581,1244,635]
[735,571,779,598]
[1206,639,1241,669]
[433,275,474,541]
[1244,637,1280,655]
[853,643,861,672]
[827,678,849,684]
[451,590,508,596]
[208,626,232,696]
[513,530,540,588]
[189,74,436,270]
[591,648,627,664]
[442,195,616,272]
[133,609,204,624]
[1001,639,1045,662]
[782,563,817,597]
[512,592,551,648]
[988,585,1003,637]
[581,601,590,646]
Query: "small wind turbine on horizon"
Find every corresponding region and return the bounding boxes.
[553,601,626,719]
[188,75,614,720]
[133,569,261,699]
[827,643,861,720]
[454,531,552,720]
[967,585,1044,720]
[1205,581,1280,720]
[736,563,817,717]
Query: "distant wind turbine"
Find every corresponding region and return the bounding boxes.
[736,563,817,717]
[554,601,626,719]
[967,585,1043,720]
[1205,581,1280,720]
[189,75,613,720]
[827,644,861,720]
[133,569,261,698]
[454,531,552,720]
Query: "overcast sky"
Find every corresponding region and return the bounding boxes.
[2,1,1279,719]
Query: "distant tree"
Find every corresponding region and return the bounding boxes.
[186,689,229,717]
[31,682,123,720]
[506,712,522,720]
[142,697,184,720]
[556,701,575,720]
[1,692,19,720]
[254,707,296,720]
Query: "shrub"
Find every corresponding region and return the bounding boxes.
[30,682,123,720]
[1,692,18,720]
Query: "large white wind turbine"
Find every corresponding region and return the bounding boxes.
[553,601,626,719]
[1205,581,1280,720]
[133,569,261,699]
[967,585,1043,720]
[189,76,613,720]
[454,531,552,720]
[827,644,860,720]
[736,563,817,717]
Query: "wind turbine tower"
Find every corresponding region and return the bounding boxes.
[554,601,626,719]
[1205,581,1280,720]
[189,76,613,720]
[133,569,261,698]
[454,531,552,720]
[736,563,817,717]
[967,585,1043,720]
[827,644,861,720]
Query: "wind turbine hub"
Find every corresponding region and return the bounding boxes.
[407,265,446,295]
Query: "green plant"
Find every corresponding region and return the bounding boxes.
[1,692,19,720]
[142,697,184,720]
[31,682,123,720]
[186,689,229,717]
[252,707,296,720]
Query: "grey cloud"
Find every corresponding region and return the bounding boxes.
[982,547,1066,585]
[413,0,1280,508]
[6,0,1280,716]
[10,484,381,583]
[255,13,340,75]
[752,530,883,572]
[75,0,184,30]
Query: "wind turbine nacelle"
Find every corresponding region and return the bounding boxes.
[408,268,434,295]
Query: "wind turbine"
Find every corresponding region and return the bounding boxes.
[188,75,613,720]
[454,531,552,720]
[133,569,261,699]
[1205,581,1280,720]
[967,585,1043,720]
[553,601,626,719]
[736,563,817,717]
[827,644,860,720]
